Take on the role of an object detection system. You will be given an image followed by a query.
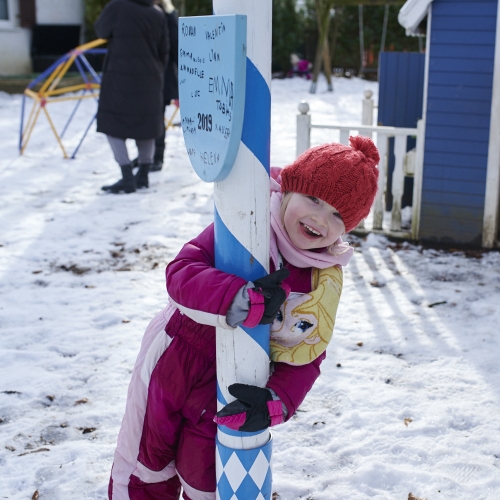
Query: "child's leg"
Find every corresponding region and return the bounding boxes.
[133,343,217,500]
[176,392,218,499]
[109,302,218,500]
[109,474,181,499]
[109,306,183,499]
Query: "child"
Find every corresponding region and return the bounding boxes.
[108,136,380,499]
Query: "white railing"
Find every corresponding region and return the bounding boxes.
[296,100,424,240]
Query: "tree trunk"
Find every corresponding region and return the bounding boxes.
[323,37,333,91]
[358,4,365,76]
[310,0,332,94]
[329,6,342,70]
[178,0,186,17]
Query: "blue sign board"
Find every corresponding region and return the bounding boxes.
[178,15,247,182]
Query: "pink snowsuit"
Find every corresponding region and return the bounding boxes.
[108,223,327,500]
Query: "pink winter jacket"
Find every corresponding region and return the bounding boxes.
[165,222,325,419]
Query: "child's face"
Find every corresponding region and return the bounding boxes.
[283,193,346,250]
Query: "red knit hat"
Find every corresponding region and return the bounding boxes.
[281,136,380,232]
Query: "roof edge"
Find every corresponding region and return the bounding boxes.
[398,0,433,35]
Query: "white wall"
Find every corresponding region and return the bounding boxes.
[0,28,31,75]
[0,0,31,75]
[36,0,84,25]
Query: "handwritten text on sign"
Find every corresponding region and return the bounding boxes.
[179,15,247,182]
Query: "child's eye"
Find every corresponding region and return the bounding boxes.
[333,212,343,220]
[307,196,319,204]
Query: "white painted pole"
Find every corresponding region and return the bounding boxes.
[358,89,374,230]
[412,119,425,240]
[212,1,273,499]
[482,0,500,247]
[373,132,388,230]
[391,134,407,231]
[296,100,311,157]
[362,89,374,127]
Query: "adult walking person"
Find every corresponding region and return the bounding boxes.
[95,0,169,194]
[153,0,178,171]
[132,0,178,172]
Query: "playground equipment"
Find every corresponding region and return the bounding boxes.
[19,38,107,159]
[165,100,180,130]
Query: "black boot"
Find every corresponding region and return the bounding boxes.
[101,164,136,194]
[132,157,161,172]
[150,160,163,172]
[135,163,150,189]
[153,133,165,171]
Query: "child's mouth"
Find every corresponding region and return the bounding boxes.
[301,223,321,238]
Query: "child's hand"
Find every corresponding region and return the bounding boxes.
[214,383,284,432]
[243,268,290,327]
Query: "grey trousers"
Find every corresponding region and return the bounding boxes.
[107,136,155,166]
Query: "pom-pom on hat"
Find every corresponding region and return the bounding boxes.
[281,136,380,232]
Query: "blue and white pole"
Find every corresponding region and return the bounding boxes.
[212,1,273,499]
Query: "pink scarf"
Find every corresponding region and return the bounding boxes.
[269,175,353,270]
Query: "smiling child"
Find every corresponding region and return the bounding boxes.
[108,136,380,500]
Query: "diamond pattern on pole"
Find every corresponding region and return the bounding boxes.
[216,447,224,483]
[216,444,272,499]
[225,453,248,491]
[216,472,234,500]
[248,450,270,489]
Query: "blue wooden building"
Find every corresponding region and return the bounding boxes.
[398,0,500,247]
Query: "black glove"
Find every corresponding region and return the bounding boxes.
[251,268,290,325]
[214,383,284,432]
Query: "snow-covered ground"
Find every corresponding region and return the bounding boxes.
[1,75,499,500]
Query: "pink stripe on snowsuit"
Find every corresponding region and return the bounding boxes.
[109,305,178,498]
[109,223,331,499]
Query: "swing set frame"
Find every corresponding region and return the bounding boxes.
[19,37,180,159]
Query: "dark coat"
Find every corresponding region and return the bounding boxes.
[163,10,179,103]
[95,0,168,140]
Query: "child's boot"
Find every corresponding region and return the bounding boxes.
[101,164,136,194]
[135,163,150,189]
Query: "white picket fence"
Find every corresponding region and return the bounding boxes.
[296,100,424,240]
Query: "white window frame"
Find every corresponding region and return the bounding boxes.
[0,0,18,30]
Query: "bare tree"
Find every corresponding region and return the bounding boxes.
[310,0,334,93]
